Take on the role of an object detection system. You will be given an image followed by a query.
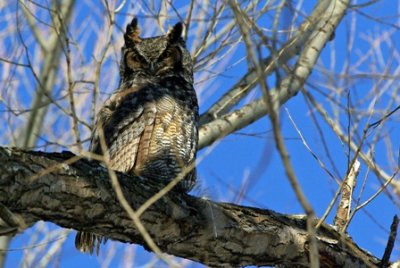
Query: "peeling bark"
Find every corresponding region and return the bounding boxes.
[0,147,381,267]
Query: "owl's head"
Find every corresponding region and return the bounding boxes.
[120,18,193,84]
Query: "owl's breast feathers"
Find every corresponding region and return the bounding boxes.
[90,77,198,191]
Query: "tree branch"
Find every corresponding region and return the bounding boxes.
[0,147,381,267]
[198,0,350,149]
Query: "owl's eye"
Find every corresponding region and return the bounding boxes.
[158,46,182,68]
[125,51,148,70]
[127,52,141,62]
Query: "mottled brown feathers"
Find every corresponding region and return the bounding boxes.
[75,17,198,254]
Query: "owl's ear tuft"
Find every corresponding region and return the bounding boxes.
[167,22,183,43]
[125,17,141,44]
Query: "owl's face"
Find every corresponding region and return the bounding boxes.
[120,18,193,84]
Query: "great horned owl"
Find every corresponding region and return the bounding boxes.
[75,18,199,254]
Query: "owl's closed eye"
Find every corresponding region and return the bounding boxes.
[124,50,149,72]
[124,43,184,77]
[156,46,183,74]
[120,19,192,82]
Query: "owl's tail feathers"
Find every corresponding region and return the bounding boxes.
[180,166,197,192]
[75,231,107,255]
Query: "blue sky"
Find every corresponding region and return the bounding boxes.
[1,1,399,267]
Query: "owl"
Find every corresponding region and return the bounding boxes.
[75,18,199,254]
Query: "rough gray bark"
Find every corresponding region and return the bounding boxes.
[0,147,382,267]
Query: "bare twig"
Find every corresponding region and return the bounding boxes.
[368,104,400,129]
[303,90,400,196]
[65,37,82,152]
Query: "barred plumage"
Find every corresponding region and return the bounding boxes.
[75,18,199,254]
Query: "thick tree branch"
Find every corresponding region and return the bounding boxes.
[198,0,333,127]
[198,0,350,149]
[0,147,382,267]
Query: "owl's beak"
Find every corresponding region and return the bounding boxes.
[149,62,155,73]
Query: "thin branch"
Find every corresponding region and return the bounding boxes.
[198,0,350,152]
[303,90,400,195]
[0,57,30,67]
[65,37,82,152]
[199,0,333,126]
[18,0,48,51]
[17,0,76,148]
[368,104,400,129]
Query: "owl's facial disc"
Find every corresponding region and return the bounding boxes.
[121,18,192,82]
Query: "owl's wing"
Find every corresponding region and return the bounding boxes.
[89,86,155,174]
[130,99,157,172]
[88,99,116,156]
